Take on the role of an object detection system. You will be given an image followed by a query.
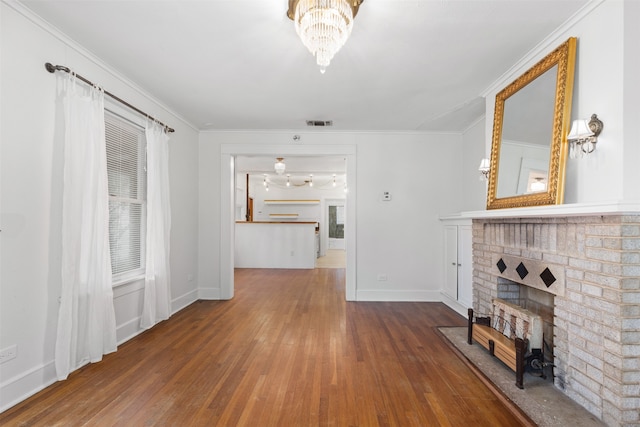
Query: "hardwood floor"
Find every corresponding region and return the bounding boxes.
[1,268,531,426]
[315,249,346,269]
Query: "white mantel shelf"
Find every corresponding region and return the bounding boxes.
[440,200,640,221]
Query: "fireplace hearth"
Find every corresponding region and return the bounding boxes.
[472,215,640,427]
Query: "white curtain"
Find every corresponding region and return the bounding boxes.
[56,76,117,380]
[140,121,172,329]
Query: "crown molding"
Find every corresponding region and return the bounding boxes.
[481,0,606,97]
[3,0,199,133]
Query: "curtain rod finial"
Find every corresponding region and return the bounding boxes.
[45,62,56,73]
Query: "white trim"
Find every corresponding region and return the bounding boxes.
[172,289,199,314]
[440,200,640,220]
[113,278,145,298]
[481,0,606,97]
[3,0,197,132]
[198,287,222,300]
[111,268,144,290]
[116,316,144,344]
[208,128,462,136]
[220,153,235,300]
[220,144,357,301]
[221,144,356,156]
[441,293,470,319]
[355,290,442,302]
[0,360,57,413]
[0,288,199,413]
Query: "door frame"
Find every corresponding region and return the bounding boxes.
[220,144,357,300]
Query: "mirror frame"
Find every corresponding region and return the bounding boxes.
[487,37,577,210]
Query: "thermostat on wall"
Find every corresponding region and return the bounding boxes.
[382,191,392,201]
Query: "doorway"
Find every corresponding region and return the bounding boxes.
[220,144,357,301]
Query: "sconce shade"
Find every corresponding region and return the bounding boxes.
[478,158,490,181]
[530,177,547,192]
[567,119,593,140]
[567,114,603,158]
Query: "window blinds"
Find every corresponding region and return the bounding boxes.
[105,114,146,277]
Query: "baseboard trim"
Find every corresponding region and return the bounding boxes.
[440,293,469,318]
[1,288,200,414]
[0,360,57,414]
[116,316,143,345]
[355,290,442,302]
[172,289,198,313]
[198,287,221,300]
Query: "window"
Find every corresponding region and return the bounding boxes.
[105,113,146,281]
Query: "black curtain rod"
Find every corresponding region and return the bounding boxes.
[45,62,175,133]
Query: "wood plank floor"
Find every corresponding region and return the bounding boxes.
[1,268,530,426]
[315,249,346,269]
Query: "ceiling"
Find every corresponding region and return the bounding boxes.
[21,0,589,133]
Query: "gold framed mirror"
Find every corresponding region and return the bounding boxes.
[487,37,577,210]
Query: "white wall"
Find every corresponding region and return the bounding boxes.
[235,222,316,269]
[460,116,489,211]
[247,177,346,222]
[199,131,463,302]
[0,3,200,411]
[484,0,639,205]
[5,0,635,415]
[622,0,640,201]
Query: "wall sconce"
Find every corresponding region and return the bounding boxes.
[567,114,603,159]
[478,158,490,181]
[530,177,547,192]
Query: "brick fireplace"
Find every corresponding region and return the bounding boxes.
[472,214,640,427]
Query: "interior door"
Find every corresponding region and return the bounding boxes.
[328,204,345,250]
[444,225,458,300]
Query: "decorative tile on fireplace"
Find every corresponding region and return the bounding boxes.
[496,258,507,273]
[491,253,565,296]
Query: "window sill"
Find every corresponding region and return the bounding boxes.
[113,273,145,288]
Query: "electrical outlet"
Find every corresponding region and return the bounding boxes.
[0,345,17,364]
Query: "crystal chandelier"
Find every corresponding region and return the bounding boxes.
[287,0,364,73]
[274,157,286,174]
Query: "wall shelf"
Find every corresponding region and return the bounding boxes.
[264,199,320,205]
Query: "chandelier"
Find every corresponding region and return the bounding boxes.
[287,0,364,73]
[274,157,286,174]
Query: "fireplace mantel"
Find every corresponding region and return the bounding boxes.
[441,200,640,221]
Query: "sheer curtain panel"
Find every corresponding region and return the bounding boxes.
[56,76,117,380]
[140,121,172,329]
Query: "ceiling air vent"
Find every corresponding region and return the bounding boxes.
[306,120,333,127]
